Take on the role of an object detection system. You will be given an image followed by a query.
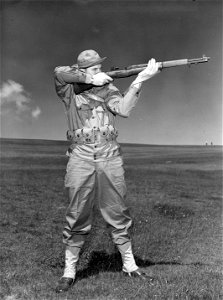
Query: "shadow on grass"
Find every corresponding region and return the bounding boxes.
[75,250,204,281]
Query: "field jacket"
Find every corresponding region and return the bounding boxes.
[54,65,141,161]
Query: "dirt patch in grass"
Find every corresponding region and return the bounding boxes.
[153,203,194,220]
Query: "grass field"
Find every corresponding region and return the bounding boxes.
[0,138,222,300]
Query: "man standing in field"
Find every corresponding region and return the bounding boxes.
[54,49,159,292]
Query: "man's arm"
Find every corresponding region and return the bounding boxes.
[105,84,142,118]
[54,66,113,98]
[53,66,93,105]
[106,59,160,117]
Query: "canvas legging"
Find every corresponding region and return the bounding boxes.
[63,154,132,247]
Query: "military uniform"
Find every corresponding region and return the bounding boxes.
[54,50,159,293]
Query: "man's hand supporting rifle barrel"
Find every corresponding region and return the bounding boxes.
[73,55,210,94]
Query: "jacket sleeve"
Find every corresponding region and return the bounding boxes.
[105,83,141,118]
[54,66,92,84]
[54,66,92,105]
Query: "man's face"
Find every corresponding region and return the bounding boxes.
[85,64,102,76]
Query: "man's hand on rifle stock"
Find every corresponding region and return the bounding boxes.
[132,58,160,86]
[91,72,113,86]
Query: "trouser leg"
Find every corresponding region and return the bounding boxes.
[61,157,96,278]
[96,156,138,272]
[63,157,96,247]
[97,156,131,245]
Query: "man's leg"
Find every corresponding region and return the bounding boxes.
[96,156,152,279]
[96,156,139,273]
[56,156,96,292]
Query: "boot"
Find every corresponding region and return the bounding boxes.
[117,242,153,281]
[117,241,138,273]
[55,246,80,293]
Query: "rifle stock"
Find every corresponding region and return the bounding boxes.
[73,55,210,94]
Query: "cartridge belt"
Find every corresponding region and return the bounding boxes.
[67,125,118,145]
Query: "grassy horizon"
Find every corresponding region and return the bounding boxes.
[1,137,222,147]
[0,139,222,300]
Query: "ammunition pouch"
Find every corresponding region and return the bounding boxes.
[66,125,118,145]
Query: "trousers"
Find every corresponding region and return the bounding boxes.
[63,154,133,247]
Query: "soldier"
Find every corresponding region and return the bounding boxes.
[54,50,159,292]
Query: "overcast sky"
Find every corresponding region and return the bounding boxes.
[0,0,222,145]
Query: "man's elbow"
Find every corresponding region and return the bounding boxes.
[117,111,130,118]
[54,67,61,80]
[54,67,68,83]
[108,105,131,118]
[54,66,62,74]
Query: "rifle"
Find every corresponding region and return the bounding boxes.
[73,55,210,94]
